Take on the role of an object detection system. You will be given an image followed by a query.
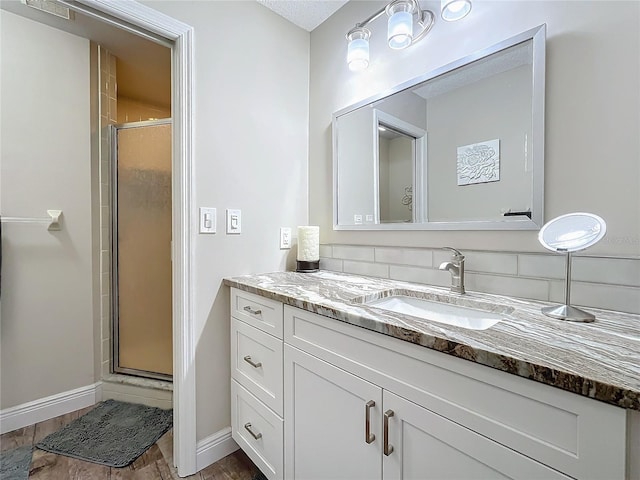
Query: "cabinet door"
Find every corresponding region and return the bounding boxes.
[382,391,571,480]
[284,345,383,480]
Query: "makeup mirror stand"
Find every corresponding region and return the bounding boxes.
[541,250,595,322]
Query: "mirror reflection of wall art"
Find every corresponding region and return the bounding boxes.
[457,139,500,186]
[402,186,413,211]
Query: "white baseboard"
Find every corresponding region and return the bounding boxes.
[196,427,239,472]
[0,382,102,434]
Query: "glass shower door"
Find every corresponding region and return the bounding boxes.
[112,120,172,380]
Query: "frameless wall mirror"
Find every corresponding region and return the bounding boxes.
[333,24,546,230]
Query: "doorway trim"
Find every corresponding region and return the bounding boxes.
[59,0,196,475]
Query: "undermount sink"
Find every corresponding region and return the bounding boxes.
[365,295,506,331]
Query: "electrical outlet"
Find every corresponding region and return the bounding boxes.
[354,214,363,225]
[280,227,292,249]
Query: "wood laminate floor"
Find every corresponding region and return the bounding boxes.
[0,406,259,479]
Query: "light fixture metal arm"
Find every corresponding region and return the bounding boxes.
[348,0,435,44]
[353,5,387,30]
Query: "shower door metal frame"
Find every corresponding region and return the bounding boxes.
[111,119,173,382]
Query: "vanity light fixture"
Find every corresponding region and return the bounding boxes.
[346,0,471,71]
[441,0,472,21]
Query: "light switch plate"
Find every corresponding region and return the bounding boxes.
[280,227,291,249]
[199,207,216,234]
[226,209,241,234]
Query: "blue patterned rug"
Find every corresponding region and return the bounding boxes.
[35,399,172,468]
[0,445,32,480]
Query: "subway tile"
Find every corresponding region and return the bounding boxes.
[109,98,117,122]
[518,254,565,279]
[100,160,110,185]
[375,247,432,267]
[463,251,518,275]
[101,250,110,271]
[549,280,566,304]
[332,245,375,262]
[572,257,640,287]
[570,283,640,315]
[101,180,110,205]
[465,273,550,301]
[432,249,451,265]
[102,338,110,363]
[101,294,110,319]
[109,74,117,98]
[389,265,451,288]
[100,93,108,118]
[100,135,109,157]
[319,245,333,258]
[101,205,110,228]
[101,272,111,295]
[101,227,110,249]
[101,314,110,340]
[320,257,343,273]
[343,260,388,278]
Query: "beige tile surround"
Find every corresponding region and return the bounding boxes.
[320,244,640,314]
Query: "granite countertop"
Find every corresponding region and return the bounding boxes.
[224,271,640,411]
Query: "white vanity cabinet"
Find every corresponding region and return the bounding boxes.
[230,288,629,480]
[284,346,570,480]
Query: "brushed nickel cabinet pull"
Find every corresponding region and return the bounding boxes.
[243,355,262,368]
[243,305,262,315]
[384,409,394,456]
[244,422,262,440]
[365,400,376,444]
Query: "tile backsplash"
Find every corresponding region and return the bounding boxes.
[320,244,640,314]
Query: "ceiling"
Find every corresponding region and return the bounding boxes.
[256,0,348,31]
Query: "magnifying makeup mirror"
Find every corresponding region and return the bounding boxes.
[538,212,607,322]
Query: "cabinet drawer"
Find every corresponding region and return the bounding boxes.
[232,380,283,480]
[232,318,283,416]
[231,288,283,338]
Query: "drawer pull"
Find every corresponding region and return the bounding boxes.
[243,306,262,315]
[244,422,262,440]
[243,355,262,369]
[384,410,394,456]
[365,400,375,444]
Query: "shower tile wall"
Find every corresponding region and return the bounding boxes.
[320,244,640,314]
[98,46,117,378]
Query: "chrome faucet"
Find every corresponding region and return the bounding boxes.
[439,247,466,294]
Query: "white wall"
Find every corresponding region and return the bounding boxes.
[142,0,309,440]
[427,65,532,222]
[310,1,640,256]
[0,11,94,408]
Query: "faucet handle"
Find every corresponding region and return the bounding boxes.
[442,246,464,259]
